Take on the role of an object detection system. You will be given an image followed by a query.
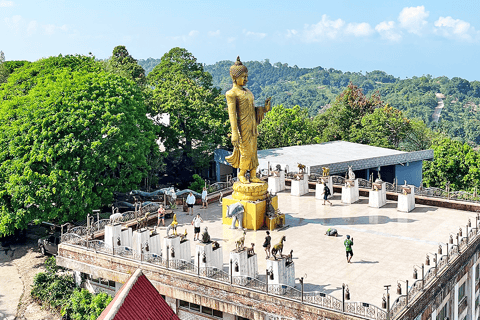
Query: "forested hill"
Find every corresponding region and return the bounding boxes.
[138,58,480,145]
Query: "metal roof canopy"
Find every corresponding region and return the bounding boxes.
[255,141,433,174]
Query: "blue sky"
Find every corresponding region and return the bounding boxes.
[1,0,479,81]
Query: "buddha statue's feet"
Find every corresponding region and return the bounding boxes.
[238,176,250,184]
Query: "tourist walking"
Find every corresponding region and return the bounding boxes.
[201,187,208,209]
[191,214,203,241]
[157,204,165,227]
[322,182,332,206]
[263,231,271,259]
[186,192,196,215]
[344,235,354,263]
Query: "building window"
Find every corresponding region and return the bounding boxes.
[458,282,466,302]
[85,275,115,290]
[437,303,447,320]
[236,317,250,320]
[178,299,223,319]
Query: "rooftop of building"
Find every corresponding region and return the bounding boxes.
[169,190,475,307]
[215,141,434,174]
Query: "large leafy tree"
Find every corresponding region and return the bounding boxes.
[147,47,228,186]
[422,138,480,191]
[104,45,146,86]
[315,83,383,142]
[350,106,412,149]
[258,105,318,149]
[0,55,157,235]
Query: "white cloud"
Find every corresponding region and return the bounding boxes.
[4,15,21,30]
[375,21,402,41]
[345,22,373,37]
[208,30,220,37]
[44,24,55,35]
[243,29,267,39]
[398,6,429,35]
[434,16,479,41]
[227,37,236,43]
[188,30,199,37]
[0,0,14,7]
[27,20,37,35]
[303,14,345,42]
[285,29,298,38]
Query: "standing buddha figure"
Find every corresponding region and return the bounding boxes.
[225,56,271,184]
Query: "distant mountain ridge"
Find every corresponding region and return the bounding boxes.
[138,58,480,145]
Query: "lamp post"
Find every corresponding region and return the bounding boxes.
[413,264,425,289]
[230,259,233,284]
[383,285,391,320]
[396,280,409,306]
[342,283,350,312]
[266,267,274,294]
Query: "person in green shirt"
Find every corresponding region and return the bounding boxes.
[344,235,354,263]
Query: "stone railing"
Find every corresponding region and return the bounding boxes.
[285,173,480,204]
[389,221,480,319]
[60,236,386,320]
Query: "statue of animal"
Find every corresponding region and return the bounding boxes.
[110,212,123,224]
[322,167,330,177]
[166,214,178,237]
[271,236,286,260]
[179,229,188,242]
[226,202,244,229]
[201,227,210,243]
[348,166,355,180]
[298,163,306,174]
[136,212,150,230]
[247,243,255,256]
[235,230,246,250]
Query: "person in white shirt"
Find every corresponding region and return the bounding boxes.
[201,187,208,209]
[186,192,195,215]
[191,214,204,241]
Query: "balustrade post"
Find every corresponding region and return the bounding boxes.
[197,251,200,276]
[266,269,269,294]
[166,245,169,269]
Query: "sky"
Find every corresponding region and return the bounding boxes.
[1,0,480,81]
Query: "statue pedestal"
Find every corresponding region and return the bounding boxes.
[341,179,359,204]
[398,185,415,212]
[147,233,162,256]
[120,227,133,248]
[315,176,333,200]
[268,172,285,195]
[105,224,122,248]
[266,257,295,288]
[164,236,191,262]
[291,175,309,196]
[369,182,387,208]
[229,249,258,280]
[223,195,278,231]
[195,242,223,271]
[132,229,150,256]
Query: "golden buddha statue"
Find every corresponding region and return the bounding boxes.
[226,56,271,184]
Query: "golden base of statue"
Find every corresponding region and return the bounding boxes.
[232,181,268,201]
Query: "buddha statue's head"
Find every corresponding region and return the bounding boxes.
[230,56,248,85]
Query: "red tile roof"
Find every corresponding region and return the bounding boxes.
[97,269,180,320]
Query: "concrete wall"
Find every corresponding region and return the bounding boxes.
[395,160,423,187]
[57,244,363,320]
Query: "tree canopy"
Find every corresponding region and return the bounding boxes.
[0,55,157,235]
[147,48,228,186]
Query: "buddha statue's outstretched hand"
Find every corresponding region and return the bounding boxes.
[265,97,272,112]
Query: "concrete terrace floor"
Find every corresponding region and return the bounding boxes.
[170,190,476,308]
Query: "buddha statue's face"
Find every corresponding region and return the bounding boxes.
[235,72,248,86]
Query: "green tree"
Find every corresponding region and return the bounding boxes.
[315,83,383,142]
[0,56,158,236]
[257,105,318,149]
[61,289,112,320]
[147,48,228,186]
[350,106,412,149]
[104,45,146,85]
[422,138,479,190]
